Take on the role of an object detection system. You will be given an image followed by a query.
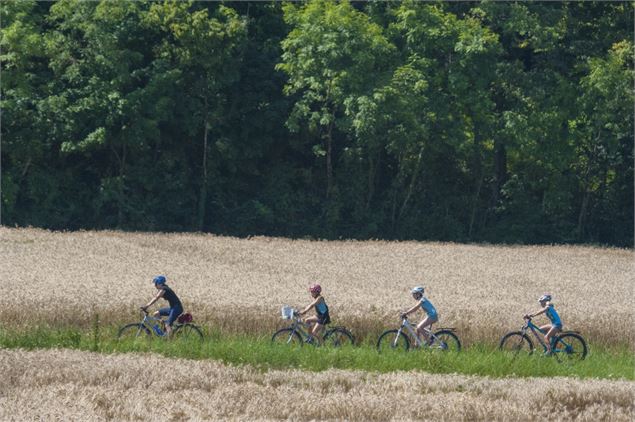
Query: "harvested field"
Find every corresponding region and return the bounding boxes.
[1,348,633,421]
[1,228,633,346]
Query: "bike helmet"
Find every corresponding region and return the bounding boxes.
[153,275,166,285]
[411,286,425,296]
[309,284,322,295]
[538,293,552,303]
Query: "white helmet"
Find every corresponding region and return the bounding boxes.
[411,286,425,295]
[538,293,552,303]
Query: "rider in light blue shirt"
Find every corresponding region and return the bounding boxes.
[525,293,563,354]
[401,286,439,344]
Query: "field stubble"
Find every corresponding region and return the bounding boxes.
[1,228,633,348]
[1,348,633,421]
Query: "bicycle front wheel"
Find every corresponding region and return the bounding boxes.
[323,327,355,347]
[271,328,303,347]
[377,330,410,352]
[499,332,534,357]
[117,323,151,341]
[554,333,587,362]
[430,330,461,352]
[173,323,204,341]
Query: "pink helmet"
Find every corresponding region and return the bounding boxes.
[309,284,322,295]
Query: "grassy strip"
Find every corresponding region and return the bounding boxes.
[0,326,632,380]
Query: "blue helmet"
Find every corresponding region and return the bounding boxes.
[153,275,166,285]
[411,286,425,296]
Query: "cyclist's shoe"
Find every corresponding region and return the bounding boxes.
[542,350,554,357]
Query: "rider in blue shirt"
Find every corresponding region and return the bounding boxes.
[525,293,563,354]
[401,286,438,344]
[299,283,330,343]
[141,275,183,337]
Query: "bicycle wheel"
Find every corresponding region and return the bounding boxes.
[117,323,151,341]
[377,330,410,352]
[323,327,355,347]
[499,332,534,357]
[271,328,303,347]
[553,333,587,362]
[173,323,204,341]
[430,330,461,352]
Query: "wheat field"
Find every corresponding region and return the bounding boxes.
[1,348,633,421]
[1,227,633,346]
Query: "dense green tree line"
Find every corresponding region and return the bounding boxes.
[2,1,633,245]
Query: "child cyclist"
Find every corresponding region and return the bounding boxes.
[141,275,183,337]
[525,293,562,354]
[401,286,438,344]
[299,284,330,344]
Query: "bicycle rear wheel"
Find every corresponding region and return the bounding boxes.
[377,330,410,352]
[553,333,587,362]
[430,330,461,352]
[271,328,303,347]
[323,327,355,347]
[117,323,151,341]
[173,323,204,341]
[499,332,534,358]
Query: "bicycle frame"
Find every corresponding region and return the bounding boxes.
[396,317,436,348]
[285,313,314,341]
[521,319,557,352]
[138,310,182,336]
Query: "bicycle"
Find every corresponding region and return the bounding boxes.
[376,316,461,352]
[117,309,204,341]
[271,306,355,347]
[499,316,587,361]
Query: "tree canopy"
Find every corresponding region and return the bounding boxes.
[1,0,633,246]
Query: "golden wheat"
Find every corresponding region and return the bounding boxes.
[0,348,633,421]
[1,227,633,346]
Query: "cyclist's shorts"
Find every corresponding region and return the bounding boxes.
[317,312,331,325]
[552,323,563,330]
[159,306,184,326]
[425,313,439,322]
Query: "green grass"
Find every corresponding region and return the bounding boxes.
[0,325,632,381]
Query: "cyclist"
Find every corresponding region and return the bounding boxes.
[401,286,438,344]
[299,283,330,344]
[525,293,562,355]
[141,275,183,337]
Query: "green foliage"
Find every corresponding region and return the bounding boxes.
[0,326,632,380]
[0,0,632,246]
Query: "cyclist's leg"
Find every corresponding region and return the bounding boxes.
[165,306,183,337]
[304,315,317,332]
[157,307,170,321]
[416,315,437,342]
[311,322,324,342]
[544,325,561,353]
[154,308,168,319]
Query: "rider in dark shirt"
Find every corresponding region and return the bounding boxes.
[141,275,183,337]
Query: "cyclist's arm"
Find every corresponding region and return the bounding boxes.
[402,302,420,317]
[142,290,165,309]
[527,307,547,318]
[299,298,319,315]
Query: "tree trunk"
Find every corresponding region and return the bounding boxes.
[493,139,507,205]
[483,139,507,228]
[397,146,424,223]
[325,121,333,198]
[366,147,381,210]
[468,131,483,239]
[117,142,127,229]
[197,101,209,231]
[577,189,591,239]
